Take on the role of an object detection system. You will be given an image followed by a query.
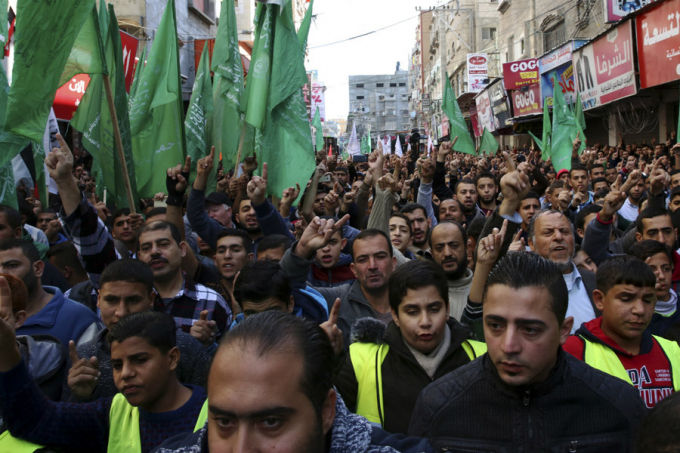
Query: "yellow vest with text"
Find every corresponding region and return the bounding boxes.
[0,430,44,452]
[581,335,680,390]
[349,340,487,426]
[107,394,208,453]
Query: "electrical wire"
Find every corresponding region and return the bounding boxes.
[308,14,419,49]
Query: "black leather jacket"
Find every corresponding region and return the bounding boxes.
[409,350,646,452]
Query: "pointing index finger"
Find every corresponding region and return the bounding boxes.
[69,340,80,363]
[502,151,516,173]
[262,162,268,181]
[328,298,341,325]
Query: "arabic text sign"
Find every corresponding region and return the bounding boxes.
[636,0,680,88]
[502,58,539,90]
[573,20,636,110]
[311,83,326,122]
[511,83,542,117]
[467,53,489,93]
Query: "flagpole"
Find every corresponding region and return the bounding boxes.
[102,74,136,213]
[233,121,248,175]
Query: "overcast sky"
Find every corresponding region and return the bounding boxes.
[306,0,440,121]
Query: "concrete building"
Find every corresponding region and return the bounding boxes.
[348,69,411,142]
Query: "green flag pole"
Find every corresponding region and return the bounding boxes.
[233,121,248,175]
[102,74,136,212]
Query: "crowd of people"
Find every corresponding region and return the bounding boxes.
[1,130,680,452]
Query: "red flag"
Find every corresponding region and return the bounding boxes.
[327,144,332,157]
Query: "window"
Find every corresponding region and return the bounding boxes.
[507,35,514,61]
[543,20,566,52]
[189,0,216,22]
[399,82,406,86]
[376,83,384,87]
[482,27,497,40]
[390,83,397,87]
[356,83,364,88]
[356,95,364,100]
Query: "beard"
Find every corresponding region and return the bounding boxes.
[21,268,39,297]
[443,255,468,281]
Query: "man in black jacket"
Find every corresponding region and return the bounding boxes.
[409,253,645,452]
[335,260,485,434]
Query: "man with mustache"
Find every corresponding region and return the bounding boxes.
[401,203,432,259]
[137,221,231,345]
[429,222,472,321]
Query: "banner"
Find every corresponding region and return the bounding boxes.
[119,30,138,92]
[467,53,488,93]
[311,82,325,122]
[489,80,511,129]
[539,41,586,107]
[636,0,680,89]
[511,83,542,117]
[475,90,494,134]
[573,20,636,111]
[502,58,539,90]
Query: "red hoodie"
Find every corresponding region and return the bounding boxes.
[563,317,674,408]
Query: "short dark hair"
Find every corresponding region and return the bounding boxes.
[218,311,334,416]
[145,207,167,219]
[596,255,656,294]
[569,163,587,175]
[670,186,680,200]
[0,238,40,264]
[466,217,486,241]
[636,390,680,452]
[575,204,602,231]
[0,205,21,230]
[389,212,412,236]
[630,240,674,268]
[591,177,608,187]
[353,228,393,257]
[46,242,85,275]
[522,191,540,202]
[388,260,448,312]
[112,208,130,223]
[454,178,476,193]
[475,172,496,186]
[216,228,253,254]
[485,252,568,323]
[107,311,176,353]
[256,234,292,258]
[233,261,291,309]
[636,207,672,235]
[139,220,182,245]
[589,163,605,172]
[400,203,427,218]
[100,259,155,293]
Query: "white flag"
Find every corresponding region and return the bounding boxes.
[382,135,391,154]
[427,136,434,156]
[347,121,361,156]
[395,137,403,156]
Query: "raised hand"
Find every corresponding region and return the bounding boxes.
[45,133,74,183]
[193,147,215,191]
[476,220,508,267]
[294,214,350,259]
[507,228,526,252]
[499,152,529,215]
[377,173,399,193]
[246,162,268,206]
[167,156,191,197]
[67,340,100,399]
[319,298,343,355]
[281,183,301,206]
[190,310,217,345]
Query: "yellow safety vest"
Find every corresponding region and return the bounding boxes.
[0,430,44,452]
[107,393,208,453]
[349,339,487,426]
[581,335,680,390]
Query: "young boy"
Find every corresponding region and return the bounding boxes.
[630,240,680,341]
[0,296,206,453]
[335,260,485,434]
[563,255,680,408]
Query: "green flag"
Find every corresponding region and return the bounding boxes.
[129,46,146,100]
[297,0,314,51]
[312,106,323,151]
[71,5,138,209]
[479,128,499,156]
[360,127,371,155]
[0,160,16,209]
[185,43,213,181]
[212,0,244,173]
[441,72,475,155]
[244,4,274,129]
[254,1,315,202]
[129,0,185,198]
[529,100,552,161]
[58,4,107,87]
[5,0,95,143]
[550,77,575,172]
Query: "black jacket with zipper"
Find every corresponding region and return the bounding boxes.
[408,350,646,452]
[335,318,478,434]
